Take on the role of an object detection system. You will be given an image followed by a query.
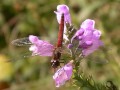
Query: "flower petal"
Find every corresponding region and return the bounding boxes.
[53,60,73,87]
[29,35,54,56]
[54,4,71,24]
[29,35,39,44]
[81,19,95,30]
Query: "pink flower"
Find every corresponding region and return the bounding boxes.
[53,60,73,87]
[29,35,54,56]
[54,4,71,25]
[72,19,103,56]
[54,4,71,41]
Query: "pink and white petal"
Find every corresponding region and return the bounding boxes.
[54,4,71,25]
[29,35,54,56]
[54,11,71,25]
[53,61,73,87]
[81,19,95,30]
[29,45,36,52]
[57,4,69,14]
[82,39,102,56]
[38,43,54,56]
[29,35,39,44]
[93,30,101,39]
[64,63,73,79]
[54,11,61,24]
[64,14,71,25]
[53,68,67,87]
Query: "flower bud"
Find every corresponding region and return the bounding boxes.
[67,44,73,49]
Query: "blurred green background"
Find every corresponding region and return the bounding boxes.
[0,0,120,90]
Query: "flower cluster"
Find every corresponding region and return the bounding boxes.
[27,4,103,87]
[71,19,103,56]
[29,34,73,87]
[54,5,103,59]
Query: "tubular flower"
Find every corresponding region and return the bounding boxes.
[72,19,103,56]
[53,60,73,87]
[54,4,72,41]
[29,35,54,56]
[54,4,71,25]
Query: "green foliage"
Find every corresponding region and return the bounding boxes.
[73,73,107,90]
